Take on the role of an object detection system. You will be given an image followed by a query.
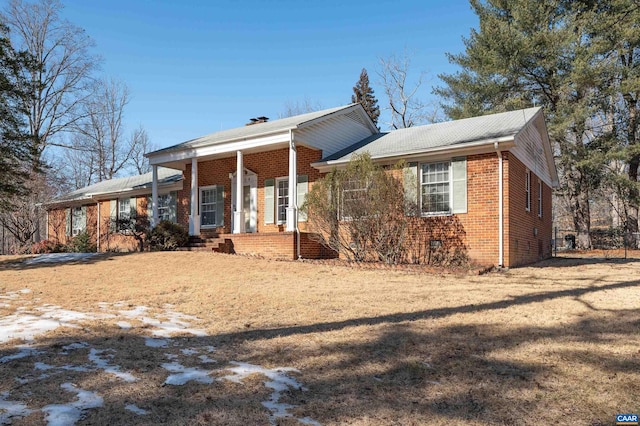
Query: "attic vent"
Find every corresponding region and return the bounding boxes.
[246,116,269,126]
[344,110,367,127]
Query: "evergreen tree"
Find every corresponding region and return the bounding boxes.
[0,23,36,211]
[352,68,380,127]
[435,0,604,249]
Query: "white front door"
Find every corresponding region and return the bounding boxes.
[231,169,257,233]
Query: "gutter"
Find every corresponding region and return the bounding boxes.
[312,137,517,171]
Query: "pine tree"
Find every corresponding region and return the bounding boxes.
[0,23,37,211]
[352,68,380,127]
[435,0,604,249]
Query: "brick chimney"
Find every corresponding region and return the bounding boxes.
[245,116,269,126]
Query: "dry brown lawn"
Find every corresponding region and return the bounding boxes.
[0,251,639,425]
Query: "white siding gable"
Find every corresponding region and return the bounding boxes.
[296,112,376,158]
[510,115,556,187]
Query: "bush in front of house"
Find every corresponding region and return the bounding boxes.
[146,221,189,250]
[67,231,97,253]
[302,153,469,266]
[30,239,66,254]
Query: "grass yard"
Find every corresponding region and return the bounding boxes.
[0,251,638,425]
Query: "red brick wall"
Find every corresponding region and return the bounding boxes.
[178,146,323,234]
[47,196,148,253]
[398,152,552,267]
[222,232,337,259]
[457,153,500,266]
[505,153,553,266]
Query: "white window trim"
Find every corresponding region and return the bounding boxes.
[275,177,289,225]
[157,192,175,223]
[420,161,452,217]
[525,170,531,212]
[117,198,133,232]
[340,178,369,221]
[199,185,218,229]
[538,179,542,217]
[71,207,84,236]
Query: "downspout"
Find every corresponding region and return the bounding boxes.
[96,200,101,252]
[290,129,301,260]
[494,142,504,267]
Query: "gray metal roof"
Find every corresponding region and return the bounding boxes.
[48,167,183,205]
[147,104,364,156]
[321,107,542,163]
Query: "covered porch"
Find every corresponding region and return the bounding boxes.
[145,126,324,260]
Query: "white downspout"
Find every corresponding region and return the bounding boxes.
[290,129,301,260]
[96,201,101,252]
[494,142,504,267]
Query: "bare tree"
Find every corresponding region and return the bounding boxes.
[71,78,139,182]
[0,171,55,250]
[279,98,323,118]
[128,126,153,174]
[2,0,99,156]
[377,52,439,129]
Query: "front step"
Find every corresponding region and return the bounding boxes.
[181,236,233,254]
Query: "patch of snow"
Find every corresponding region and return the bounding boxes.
[145,337,169,348]
[299,417,322,426]
[0,289,31,301]
[165,353,179,360]
[23,253,99,265]
[34,362,91,373]
[161,362,213,385]
[0,313,64,343]
[0,391,34,425]
[198,355,216,364]
[124,404,148,415]
[116,321,131,329]
[0,345,40,363]
[221,362,314,425]
[42,383,103,426]
[60,342,89,354]
[0,294,113,343]
[88,348,137,382]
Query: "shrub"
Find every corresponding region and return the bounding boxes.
[147,221,189,251]
[67,231,97,253]
[302,153,469,266]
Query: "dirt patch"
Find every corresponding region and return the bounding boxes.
[0,251,638,425]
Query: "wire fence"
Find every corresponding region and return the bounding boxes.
[553,227,640,259]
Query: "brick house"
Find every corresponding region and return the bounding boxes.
[47,104,557,267]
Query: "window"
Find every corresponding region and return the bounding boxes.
[538,180,542,217]
[341,178,368,220]
[71,207,85,236]
[118,198,134,231]
[525,170,531,211]
[277,178,288,223]
[200,187,218,227]
[421,162,450,214]
[157,193,176,222]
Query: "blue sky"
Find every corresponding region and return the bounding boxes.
[60,0,478,150]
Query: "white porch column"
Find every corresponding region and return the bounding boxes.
[233,150,245,233]
[151,165,159,228]
[286,131,297,232]
[189,158,200,236]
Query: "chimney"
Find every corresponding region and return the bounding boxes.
[245,116,269,126]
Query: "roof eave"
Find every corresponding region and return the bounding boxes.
[312,136,516,171]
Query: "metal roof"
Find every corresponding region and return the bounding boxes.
[320,107,542,163]
[146,104,366,156]
[48,167,183,205]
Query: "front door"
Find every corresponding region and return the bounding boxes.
[231,169,257,233]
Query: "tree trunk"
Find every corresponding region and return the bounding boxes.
[574,189,591,250]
